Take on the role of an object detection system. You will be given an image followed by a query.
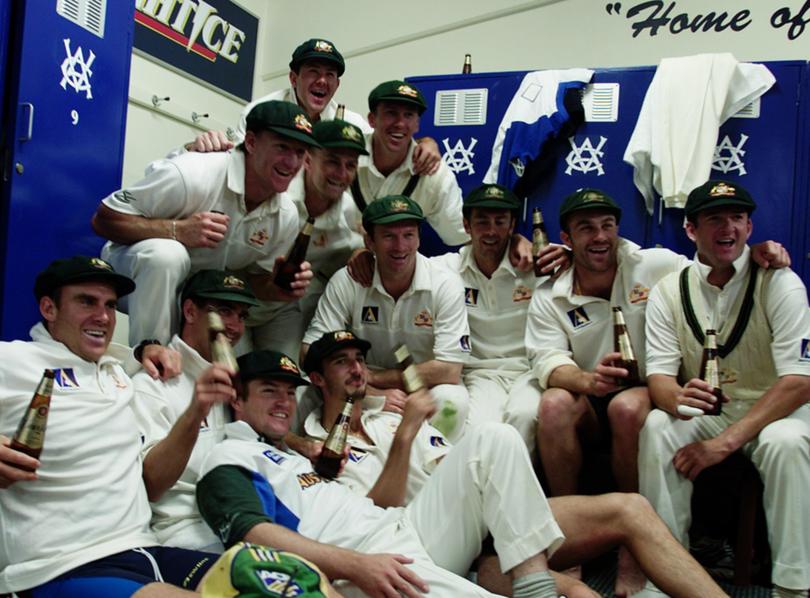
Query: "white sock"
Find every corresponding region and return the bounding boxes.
[512,570,558,598]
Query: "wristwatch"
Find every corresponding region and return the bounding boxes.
[134,339,162,362]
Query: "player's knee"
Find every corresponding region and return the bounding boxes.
[470,421,524,450]
[131,238,191,279]
[538,388,577,425]
[755,418,810,458]
[607,393,649,432]
[610,491,654,529]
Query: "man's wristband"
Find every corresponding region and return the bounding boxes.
[134,339,161,362]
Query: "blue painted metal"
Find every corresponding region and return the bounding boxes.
[793,63,810,285]
[408,62,810,289]
[0,1,135,340]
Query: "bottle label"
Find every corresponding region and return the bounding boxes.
[14,403,49,449]
[212,333,239,372]
[402,366,424,393]
[704,360,720,387]
[532,229,548,254]
[618,334,636,360]
[323,418,349,453]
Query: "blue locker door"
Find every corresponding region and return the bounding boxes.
[0,0,11,106]
[649,61,805,269]
[0,1,135,340]
[521,67,656,247]
[406,71,526,256]
[794,63,810,287]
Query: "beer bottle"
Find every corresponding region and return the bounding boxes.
[208,312,239,374]
[394,345,425,393]
[335,104,345,120]
[699,329,723,416]
[10,369,55,464]
[531,207,550,277]
[462,54,472,74]
[612,307,640,386]
[314,396,355,479]
[394,345,457,437]
[274,217,315,292]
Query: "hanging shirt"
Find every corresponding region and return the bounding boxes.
[484,69,593,189]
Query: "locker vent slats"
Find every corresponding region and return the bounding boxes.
[730,98,761,119]
[57,0,106,38]
[581,83,620,123]
[434,89,488,127]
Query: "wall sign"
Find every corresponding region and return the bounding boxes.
[134,0,257,102]
[604,0,810,41]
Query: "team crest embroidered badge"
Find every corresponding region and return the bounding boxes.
[629,283,650,304]
[512,285,532,302]
[566,307,591,329]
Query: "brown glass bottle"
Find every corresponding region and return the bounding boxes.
[462,54,472,74]
[612,307,640,386]
[208,312,239,374]
[10,369,55,464]
[699,329,723,416]
[335,104,345,120]
[314,396,355,479]
[274,217,315,292]
[531,207,550,277]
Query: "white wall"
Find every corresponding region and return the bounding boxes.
[259,0,810,119]
[122,0,269,186]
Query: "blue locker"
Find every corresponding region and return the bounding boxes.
[793,64,810,285]
[0,1,135,341]
[405,71,526,254]
[408,61,810,290]
[650,61,806,263]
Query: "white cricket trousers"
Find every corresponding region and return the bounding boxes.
[337,423,564,597]
[639,402,810,591]
[464,369,541,453]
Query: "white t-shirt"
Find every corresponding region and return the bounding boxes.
[525,239,688,389]
[101,150,298,275]
[303,253,471,368]
[0,325,156,593]
[303,401,449,504]
[356,135,469,246]
[432,244,537,372]
[132,335,226,550]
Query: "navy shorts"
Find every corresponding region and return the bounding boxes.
[22,546,216,598]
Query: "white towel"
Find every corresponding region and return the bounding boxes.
[624,53,775,213]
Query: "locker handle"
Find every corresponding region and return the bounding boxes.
[18,103,34,142]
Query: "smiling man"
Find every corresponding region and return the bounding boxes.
[352,80,469,246]
[0,256,229,597]
[526,186,792,596]
[302,195,471,441]
[92,100,318,347]
[431,183,552,452]
[131,269,259,552]
[241,119,368,359]
[236,38,370,140]
[197,348,567,598]
[639,180,810,598]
